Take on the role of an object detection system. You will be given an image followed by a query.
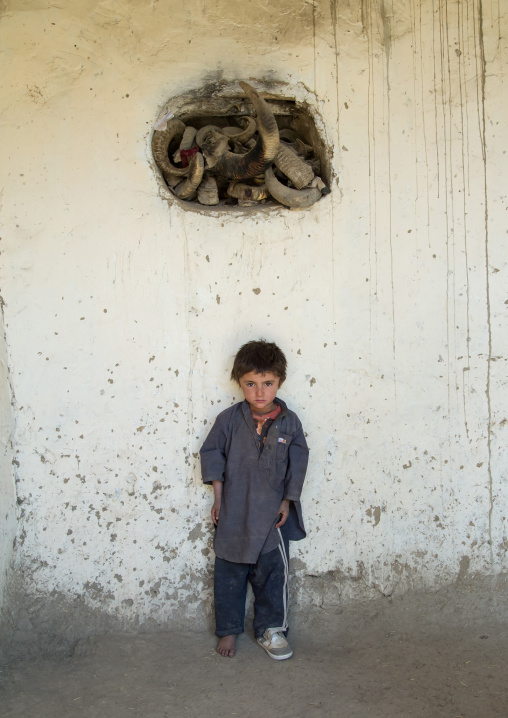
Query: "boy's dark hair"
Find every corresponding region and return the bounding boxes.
[231,340,287,384]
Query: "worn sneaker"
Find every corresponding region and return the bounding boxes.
[257,628,293,661]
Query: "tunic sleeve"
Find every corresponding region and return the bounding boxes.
[283,422,309,501]
[200,415,228,484]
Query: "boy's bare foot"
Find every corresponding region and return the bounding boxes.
[216,635,236,657]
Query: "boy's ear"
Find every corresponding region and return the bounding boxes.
[278,377,285,387]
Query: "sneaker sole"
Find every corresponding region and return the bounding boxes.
[257,637,293,661]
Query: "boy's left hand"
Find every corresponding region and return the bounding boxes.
[275,499,290,528]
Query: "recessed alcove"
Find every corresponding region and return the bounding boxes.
[151,80,333,213]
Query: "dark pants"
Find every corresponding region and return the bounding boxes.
[214,529,290,638]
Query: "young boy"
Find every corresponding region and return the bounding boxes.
[200,340,309,660]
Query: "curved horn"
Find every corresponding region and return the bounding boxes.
[196,125,221,148]
[164,173,184,188]
[274,143,314,190]
[174,152,205,200]
[173,126,197,163]
[310,176,331,194]
[279,128,298,142]
[197,174,219,205]
[227,180,268,202]
[221,116,257,144]
[213,82,279,179]
[199,130,230,168]
[152,118,190,179]
[265,166,323,209]
[231,139,250,155]
[293,138,314,158]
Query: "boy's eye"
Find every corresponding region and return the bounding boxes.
[265,382,273,387]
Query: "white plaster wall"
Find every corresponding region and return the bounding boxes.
[0,0,506,632]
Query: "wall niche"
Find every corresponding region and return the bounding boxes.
[151,80,332,213]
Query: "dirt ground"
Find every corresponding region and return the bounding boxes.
[1,584,507,718]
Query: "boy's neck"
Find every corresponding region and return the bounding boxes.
[250,399,279,416]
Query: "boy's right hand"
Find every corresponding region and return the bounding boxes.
[211,480,223,526]
[211,499,221,525]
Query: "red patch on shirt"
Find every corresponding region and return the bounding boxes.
[251,404,281,439]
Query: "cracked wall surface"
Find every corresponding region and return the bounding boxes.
[0,0,507,652]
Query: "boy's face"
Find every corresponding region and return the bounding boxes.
[239,370,282,414]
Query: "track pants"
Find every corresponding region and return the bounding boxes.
[214,528,290,638]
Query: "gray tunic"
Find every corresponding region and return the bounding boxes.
[200,399,309,564]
